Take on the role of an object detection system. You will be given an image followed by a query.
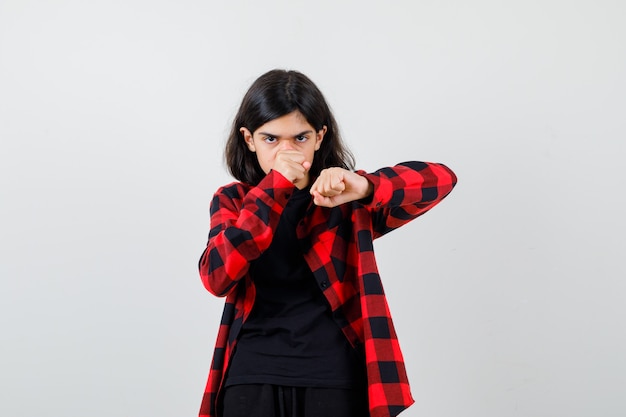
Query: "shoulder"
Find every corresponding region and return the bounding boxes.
[211,181,254,203]
[209,181,251,214]
[214,181,251,197]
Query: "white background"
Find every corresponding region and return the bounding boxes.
[1,1,624,416]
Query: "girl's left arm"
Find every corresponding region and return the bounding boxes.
[359,161,457,238]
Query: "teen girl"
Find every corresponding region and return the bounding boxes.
[198,69,457,417]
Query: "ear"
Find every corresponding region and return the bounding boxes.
[240,127,255,152]
[315,125,327,151]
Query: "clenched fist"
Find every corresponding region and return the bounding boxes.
[310,167,373,207]
[273,150,311,187]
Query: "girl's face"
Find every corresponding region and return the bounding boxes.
[241,111,326,184]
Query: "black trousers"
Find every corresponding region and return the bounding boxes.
[222,384,369,417]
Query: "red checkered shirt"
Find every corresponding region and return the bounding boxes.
[198,161,457,417]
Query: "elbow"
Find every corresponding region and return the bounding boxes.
[202,278,230,298]
[429,163,457,199]
[199,268,237,297]
[198,250,235,297]
[200,274,231,298]
[440,163,458,189]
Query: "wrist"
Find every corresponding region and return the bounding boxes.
[359,175,374,200]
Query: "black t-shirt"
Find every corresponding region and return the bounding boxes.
[225,187,365,388]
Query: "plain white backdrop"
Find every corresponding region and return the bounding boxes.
[1,1,624,416]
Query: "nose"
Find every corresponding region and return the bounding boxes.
[279,140,295,151]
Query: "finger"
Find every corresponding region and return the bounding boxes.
[314,170,331,195]
[325,172,345,196]
[331,177,346,192]
[313,190,353,207]
[292,165,307,183]
[288,162,306,181]
[277,150,306,163]
[310,173,326,195]
[322,187,343,197]
[275,159,306,184]
[310,177,320,194]
[312,190,333,207]
[310,169,336,196]
[324,168,344,189]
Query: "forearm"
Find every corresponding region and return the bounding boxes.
[360,161,457,209]
[359,161,457,236]
[199,171,295,296]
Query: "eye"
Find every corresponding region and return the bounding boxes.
[296,135,308,143]
[263,136,277,144]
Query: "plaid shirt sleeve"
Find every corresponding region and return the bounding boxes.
[198,170,296,297]
[359,161,457,238]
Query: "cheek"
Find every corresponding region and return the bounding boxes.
[263,150,277,164]
[256,151,275,172]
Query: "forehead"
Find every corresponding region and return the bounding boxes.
[254,111,314,135]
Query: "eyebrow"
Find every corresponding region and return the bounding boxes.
[257,130,314,138]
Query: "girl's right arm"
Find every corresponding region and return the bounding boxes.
[198,171,295,297]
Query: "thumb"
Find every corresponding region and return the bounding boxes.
[312,190,328,206]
